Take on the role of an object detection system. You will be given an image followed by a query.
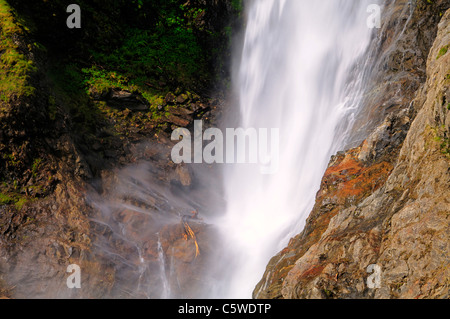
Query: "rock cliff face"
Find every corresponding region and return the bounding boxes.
[350,0,449,144]
[0,0,230,298]
[255,5,450,300]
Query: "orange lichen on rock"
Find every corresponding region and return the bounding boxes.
[300,265,325,280]
[319,147,393,204]
[254,141,395,298]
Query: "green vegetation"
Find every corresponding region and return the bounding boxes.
[431,126,450,157]
[85,21,206,93]
[46,63,102,131]
[5,0,242,126]
[78,0,224,107]
[31,158,42,177]
[436,136,450,156]
[0,192,29,209]
[2,152,20,166]
[0,193,14,205]
[0,0,36,104]
[8,0,241,100]
[232,0,243,12]
[436,45,449,60]
[0,0,242,208]
[82,68,131,95]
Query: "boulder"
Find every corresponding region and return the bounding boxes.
[165,92,177,105]
[166,114,190,127]
[103,88,149,111]
[176,93,189,104]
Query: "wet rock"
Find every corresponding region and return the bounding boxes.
[350,0,450,144]
[254,142,393,299]
[174,165,192,187]
[168,106,194,118]
[103,88,150,111]
[255,8,450,300]
[166,114,190,127]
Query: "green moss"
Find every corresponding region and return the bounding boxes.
[0,0,36,103]
[82,67,132,95]
[31,158,42,177]
[0,193,14,205]
[430,126,450,157]
[2,152,21,167]
[439,138,450,156]
[46,63,102,131]
[14,196,28,210]
[78,1,217,98]
[436,45,449,60]
[0,192,29,209]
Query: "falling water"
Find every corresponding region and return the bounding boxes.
[157,233,171,299]
[219,0,380,298]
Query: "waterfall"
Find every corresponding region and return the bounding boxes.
[157,233,171,299]
[218,0,380,298]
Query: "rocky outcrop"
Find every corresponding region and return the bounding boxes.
[0,0,226,298]
[255,7,450,300]
[85,133,224,298]
[350,0,450,145]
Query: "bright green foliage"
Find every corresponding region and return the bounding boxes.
[0,0,36,104]
[0,193,14,205]
[231,0,243,12]
[4,0,242,121]
[85,0,209,95]
[82,67,131,93]
[0,192,29,209]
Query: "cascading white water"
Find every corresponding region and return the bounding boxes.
[219,0,380,298]
[156,233,171,299]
